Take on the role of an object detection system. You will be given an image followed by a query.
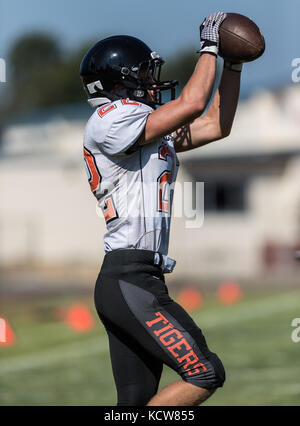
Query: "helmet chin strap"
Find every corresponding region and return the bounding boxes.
[87,97,111,107]
[89,87,122,106]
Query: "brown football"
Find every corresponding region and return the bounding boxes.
[219,13,265,63]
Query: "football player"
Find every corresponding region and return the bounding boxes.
[80,12,241,406]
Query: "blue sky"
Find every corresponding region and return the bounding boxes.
[1,0,299,96]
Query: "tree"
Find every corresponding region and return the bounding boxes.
[6,33,94,113]
[161,48,198,91]
[35,43,91,107]
[8,33,62,111]
[3,33,221,117]
[161,48,224,105]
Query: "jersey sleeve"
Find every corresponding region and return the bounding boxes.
[91,100,153,156]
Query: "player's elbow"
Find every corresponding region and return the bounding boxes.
[221,126,232,139]
[216,120,233,140]
[206,117,232,141]
[211,125,231,143]
[178,94,207,120]
[222,122,234,139]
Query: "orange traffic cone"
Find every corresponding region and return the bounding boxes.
[0,318,16,346]
[64,304,95,333]
[177,287,204,312]
[217,281,242,305]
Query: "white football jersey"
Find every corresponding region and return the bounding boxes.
[83,99,179,255]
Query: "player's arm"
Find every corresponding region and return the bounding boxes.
[138,12,227,146]
[174,62,241,152]
[139,53,216,144]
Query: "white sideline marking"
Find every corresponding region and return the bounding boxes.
[278,383,300,394]
[0,291,299,375]
[194,291,300,328]
[0,336,108,375]
[230,366,299,381]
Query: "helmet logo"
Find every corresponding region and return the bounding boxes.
[133,89,145,98]
[87,80,103,95]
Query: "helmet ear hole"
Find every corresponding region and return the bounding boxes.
[86,80,103,95]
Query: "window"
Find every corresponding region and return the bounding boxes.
[203,180,246,212]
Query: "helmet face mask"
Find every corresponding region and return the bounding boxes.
[80,36,178,108]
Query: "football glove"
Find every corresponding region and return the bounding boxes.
[199,12,227,57]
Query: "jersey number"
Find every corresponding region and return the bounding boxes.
[84,148,118,224]
[84,148,101,194]
[103,197,119,224]
[157,144,176,213]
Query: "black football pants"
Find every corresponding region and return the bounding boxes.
[94,249,225,406]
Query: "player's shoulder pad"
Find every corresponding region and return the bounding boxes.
[88,99,153,156]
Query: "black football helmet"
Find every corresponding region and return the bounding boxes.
[80,35,178,108]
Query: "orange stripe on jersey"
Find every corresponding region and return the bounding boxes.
[98,103,116,117]
[121,99,140,106]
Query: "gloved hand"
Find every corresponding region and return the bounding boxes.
[199,12,227,57]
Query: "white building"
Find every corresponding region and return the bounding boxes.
[0,87,299,286]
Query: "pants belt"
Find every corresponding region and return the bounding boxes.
[154,252,176,274]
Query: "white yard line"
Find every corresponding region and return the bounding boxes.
[277,383,300,394]
[0,336,108,375]
[230,366,300,381]
[194,290,300,328]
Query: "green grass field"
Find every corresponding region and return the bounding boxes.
[1,288,300,406]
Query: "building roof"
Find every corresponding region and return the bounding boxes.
[180,85,300,160]
[1,85,300,163]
